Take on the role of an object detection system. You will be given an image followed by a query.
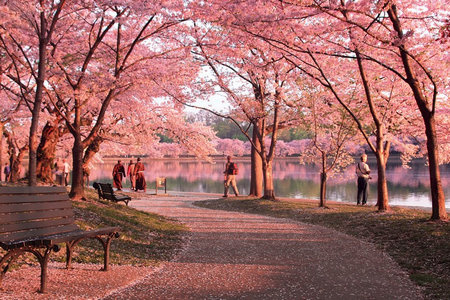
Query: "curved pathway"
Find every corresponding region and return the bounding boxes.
[104,194,422,300]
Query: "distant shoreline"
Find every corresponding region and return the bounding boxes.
[99,153,426,164]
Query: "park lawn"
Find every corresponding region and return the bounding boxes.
[195,197,449,300]
[68,188,188,266]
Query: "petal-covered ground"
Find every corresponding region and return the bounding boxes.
[1,193,423,299]
[107,194,423,299]
[0,263,154,300]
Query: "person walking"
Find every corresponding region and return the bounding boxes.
[355,153,371,205]
[53,160,62,185]
[3,162,11,182]
[63,159,71,186]
[223,155,239,197]
[127,159,136,191]
[134,157,146,192]
[112,160,125,190]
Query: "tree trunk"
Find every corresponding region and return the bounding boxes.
[424,117,447,220]
[319,172,327,207]
[262,160,275,200]
[0,124,3,182]
[250,122,263,197]
[28,11,48,187]
[10,147,27,183]
[36,120,61,183]
[69,132,85,200]
[375,153,389,211]
[5,131,28,183]
[387,4,447,220]
[319,153,327,207]
[82,135,103,186]
[69,98,85,200]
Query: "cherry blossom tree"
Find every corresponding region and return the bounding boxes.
[290,82,360,207]
[215,138,246,157]
[181,20,303,199]
[293,0,448,219]
[280,0,448,218]
[97,101,217,162]
[40,1,191,199]
[0,0,72,186]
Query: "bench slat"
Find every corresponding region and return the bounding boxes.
[46,226,120,243]
[0,186,67,194]
[0,224,80,243]
[0,193,69,204]
[0,200,72,213]
[0,216,76,234]
[0,226,120,249]
[0,208,74,224]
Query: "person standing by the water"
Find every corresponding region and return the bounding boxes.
[127,159,136,190]
[134,157,146,192]
[355,154,371,205]
[223,155,239,197]
[3,162,11,182]
[112,160,125,190]
[63,159,71,186]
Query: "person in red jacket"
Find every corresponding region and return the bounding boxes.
[112,160,125,190]
[133,157,146,192]
[127,159,136,190]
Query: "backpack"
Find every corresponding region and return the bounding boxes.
[231,163,239,175]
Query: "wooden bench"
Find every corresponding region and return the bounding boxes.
[93,182,131,206]
[155,177,167,195]
[0,186,120,293]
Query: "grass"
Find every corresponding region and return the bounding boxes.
[194,197,450,299]
[66,188,188,266]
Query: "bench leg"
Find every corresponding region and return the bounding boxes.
[96,236,112,271]
[95,232,119,271]
[0,246,57,293]
[33,245,59,293]
[38,248,52,293]
[65,238,83,269]
[66,242,74,269]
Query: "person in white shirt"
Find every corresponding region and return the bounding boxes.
[63,159,71,186]
[355,154,371,205]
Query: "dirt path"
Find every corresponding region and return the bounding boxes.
[104,194,423,300]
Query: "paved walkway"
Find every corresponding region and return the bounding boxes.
[104,194,422,300]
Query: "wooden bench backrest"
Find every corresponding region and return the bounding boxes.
[0,186,78,244]
[99,183,114,197]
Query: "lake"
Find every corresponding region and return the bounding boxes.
[89,156,450,208]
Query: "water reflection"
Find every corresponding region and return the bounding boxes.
[90,158,450,208]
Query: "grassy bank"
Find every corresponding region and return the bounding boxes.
[195,197,449,299]
[69,188,188,266]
